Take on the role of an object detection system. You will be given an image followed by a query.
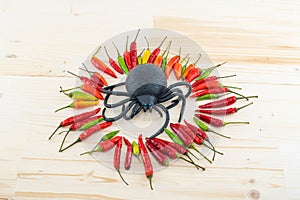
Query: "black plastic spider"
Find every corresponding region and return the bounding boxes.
[101,64,192,138]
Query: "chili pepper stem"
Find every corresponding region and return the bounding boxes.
[92,46,101,57]
[148,176,153,190]
[236,96,258,100]
[133,29,140,42]
[223,85,242,90]
[59,86,80,93]
[179,156,205,171]
[186,149,200,160]
[203,142,223,155]
[67,71,81,79]
[228,90,250,100]
[81,63,93,76]
[236,102,254,111]
[190,145,212,164]
[58,130,68,135]
[59,138,81,152]
[224,121,249,126]
[207,61,227,71]
[55,105,71,113]
[117,169,129,185]
[217,74,237,79]
[59,130,71,151]
[80,150,99,156]
[48,125,61,140]
[158,36,167,48]
[210,129,231,139]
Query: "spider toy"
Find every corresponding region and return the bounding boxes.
[101,64,192,138]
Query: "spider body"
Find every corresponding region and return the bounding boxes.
[102,64,192,138]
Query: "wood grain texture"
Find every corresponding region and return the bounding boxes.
[0,0,299,199]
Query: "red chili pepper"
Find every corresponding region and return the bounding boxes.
[145,140,169,166]
[91,46,117,78]
[170,123,194,147]
[150,137,205,170]
[146,138,177,159]
[170,123,212,163]
[197,102,253,115]
[130,29,140,68]
[81,136,122,155]
[103,46,124,74]
[199,96,257,108]
[58,115,103,135]
[138,134,153,190]
[195,113,249,127]
[192,80,241,93]
[184,120,223,161]
[114,137,129,185]
[185,67,201,82]
[192,74,236,88]
[191,87,250,99]
[49,107,101,140]
[59,121,112,152]
[165,47,181,79]
[147,36,167,64]
[123,137,133,170]
[80,64,108,86]
[124,36,133,70]
[67,71,103,91]
[182,53,201,79]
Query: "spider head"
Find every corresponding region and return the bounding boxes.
[137,95,156,112]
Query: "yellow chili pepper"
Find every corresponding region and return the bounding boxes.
[142,36,151,64]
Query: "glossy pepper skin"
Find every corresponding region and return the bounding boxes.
[147,36,167,64]
[124,36,133,70]
[130,29,140,68]
[103,46,124,75]
[91,46,117,78]
[49,107,101,140]
[138,134,153,190]
[112,42,129,74]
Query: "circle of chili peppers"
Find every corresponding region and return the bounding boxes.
[49,28,258,190]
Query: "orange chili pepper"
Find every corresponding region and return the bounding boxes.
[173,54,189,80]
[80,65,108,86]
[91,46,117,78]
[182,53,201,79]
[165,47,181,79]
[55,100,99,112]
[154,41,171,67]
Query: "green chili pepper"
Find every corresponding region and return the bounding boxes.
[161,47,170,72]
[91,130,120,152]
[101,130,120,141]
[137,49,145,65]
[193,117,230,139]
[79,117,104,131]
[181,57,190,77]
[196,93,227,101]
[195,61,227,81]
[61,89,98,101]
[164,128,184,146]
[132,141,140,160]
[112,42,129,74]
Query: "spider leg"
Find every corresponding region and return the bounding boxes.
[104,96,131,108]
[167,82,192,98]
[149,103,169,138]
[153,106,163,118]
[103,101,136,122]
[101,82,130,97]
[123,102,141,120]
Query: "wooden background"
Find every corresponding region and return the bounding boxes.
[1,0,300,199]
